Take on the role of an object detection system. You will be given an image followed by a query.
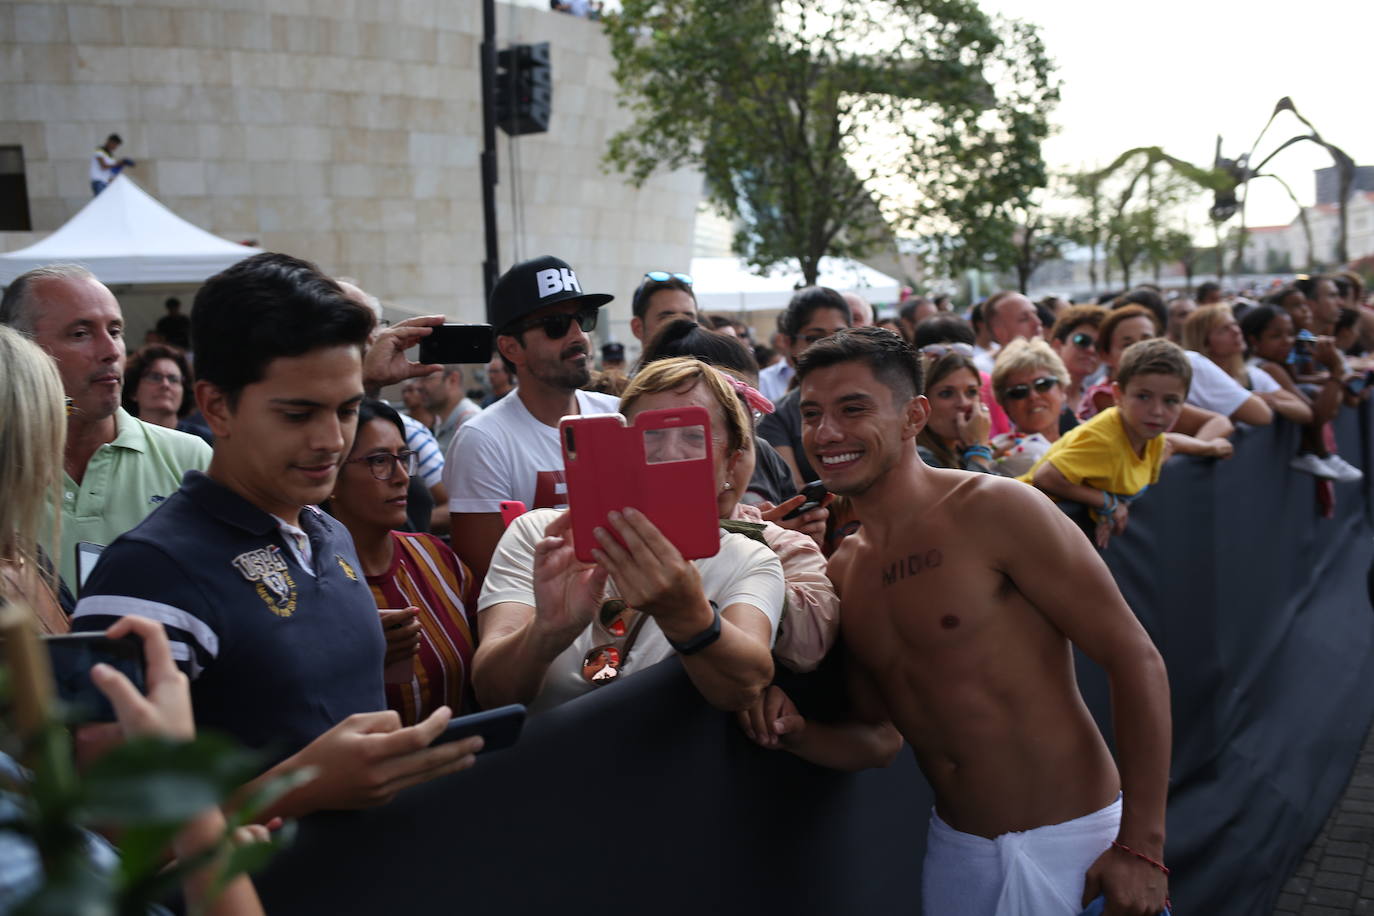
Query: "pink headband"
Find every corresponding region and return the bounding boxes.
[717,369,774,416]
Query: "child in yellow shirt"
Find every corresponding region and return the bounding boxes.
[1020,338,1192,549]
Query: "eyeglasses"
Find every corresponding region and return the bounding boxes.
[1004,376,1059,401]
[144,371,183,385]
[918,342,973,358]
[345,449,418,481]
[1070,332,1096,351]
[513,308,599,340]
[643,271,693,286]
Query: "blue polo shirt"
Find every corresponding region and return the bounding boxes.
[73,471,385,762]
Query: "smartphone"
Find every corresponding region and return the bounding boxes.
[1346,370,1374,395]
[43,633,146,723]
[75,541,104,596]
[417,324,494,365]
[499,500,527,527]
[430,703,526,753]
[782,480,828,520]
[560,407,720,563]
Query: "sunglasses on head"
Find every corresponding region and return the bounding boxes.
[643,271,693,286]
[514,308,600,340]
[1004,376,1059,400]
[1070,332,1096,350]
[918,342,973,358]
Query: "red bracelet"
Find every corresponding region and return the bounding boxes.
[1112,840,1169,876]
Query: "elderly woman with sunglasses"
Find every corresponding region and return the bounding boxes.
[328,398,479,725]
[989,339,1076,477]
[472,357,785,714]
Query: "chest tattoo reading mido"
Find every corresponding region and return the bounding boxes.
[880,549,943,587]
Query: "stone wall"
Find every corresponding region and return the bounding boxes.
[0,1,700,345]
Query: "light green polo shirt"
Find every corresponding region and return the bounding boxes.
[54,407,212,589]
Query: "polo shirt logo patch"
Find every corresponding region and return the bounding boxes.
[336,555,358,581]
[232,546,297,618]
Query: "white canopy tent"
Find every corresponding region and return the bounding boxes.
[688,255,900,312]
[0,175,261,286]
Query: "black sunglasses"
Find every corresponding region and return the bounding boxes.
[1004,376,1059,401]
[1070,332,1096,350]
[514,308,599,340]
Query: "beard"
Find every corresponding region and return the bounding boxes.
[529,342,591,391]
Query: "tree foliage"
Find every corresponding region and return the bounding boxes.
[603,0,1058,286]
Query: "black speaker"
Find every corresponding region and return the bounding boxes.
[496,42,552,136]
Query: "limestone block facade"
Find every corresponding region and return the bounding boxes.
[0,0,700,349]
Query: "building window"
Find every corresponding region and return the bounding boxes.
[0,146,33,231]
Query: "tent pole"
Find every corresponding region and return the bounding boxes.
[479,0,499,304]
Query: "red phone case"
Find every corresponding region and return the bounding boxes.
[499,500,526,527]
[560,406,721,563]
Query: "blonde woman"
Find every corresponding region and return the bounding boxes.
[1182,305,1311,424]
[0,325,70,633]
[990,338,1074,478]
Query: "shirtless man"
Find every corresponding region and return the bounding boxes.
[742,327,1171,915]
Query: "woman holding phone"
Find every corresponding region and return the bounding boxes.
[327,398,479,723]
[472,357,784,713]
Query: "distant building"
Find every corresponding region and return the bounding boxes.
[1316,166,1374,206]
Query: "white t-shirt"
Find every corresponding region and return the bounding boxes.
[445,389,620,513]
[1185,351,1252,418]
[1243,363,1281,394]
[757,360,794,404]
[479,508,785,713]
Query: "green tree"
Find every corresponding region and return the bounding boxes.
[603,0,1057,286]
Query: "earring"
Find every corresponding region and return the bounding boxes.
[720,481,733,492]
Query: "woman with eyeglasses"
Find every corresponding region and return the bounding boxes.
[989,339,1076,478]
[328,398,478,724]
[1046,304,1106,410]
[122,343,212,443]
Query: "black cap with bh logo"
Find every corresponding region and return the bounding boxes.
[488,255,614,333]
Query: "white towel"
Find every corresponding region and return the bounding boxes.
[922,795,1121,915]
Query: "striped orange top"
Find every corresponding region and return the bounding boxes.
[367,532,478,725]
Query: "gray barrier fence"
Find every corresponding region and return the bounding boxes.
[256,406,1374,915]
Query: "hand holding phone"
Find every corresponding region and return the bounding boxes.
[430,703,526,753]
[417,324,494,365]
[45,631,146,723]
[87,615,193,740]
[781,481,828,520]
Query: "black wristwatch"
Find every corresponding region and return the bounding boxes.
[668,601,722,656]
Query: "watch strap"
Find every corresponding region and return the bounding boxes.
[668,600,722,656]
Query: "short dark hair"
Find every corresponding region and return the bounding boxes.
[123,343,195,418]
[1116,338,1191,393]
[779,287,850,340]
[631,275,696,320]
[353,397,406,450]
[641,318,759,379]
[1115,288,1167,329]
[192,252,374,406]
[1239,303,1285,344]
[1048,304,1107,343]
[164,297,181,311]
[913,315,975,350]
[796,326,923,400]
[1195,281,1221,301]
[106,133,122,145]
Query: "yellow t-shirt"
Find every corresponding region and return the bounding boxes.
[1017,407,1165,501]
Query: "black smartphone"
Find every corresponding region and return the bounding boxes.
[43,633,146,723]
[417,324,494,365]
[430,703,526,753]
[782,480,828,520]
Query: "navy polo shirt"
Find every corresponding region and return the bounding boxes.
[73,471,385,762]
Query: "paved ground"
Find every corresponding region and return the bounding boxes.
[1274,724,1374,914]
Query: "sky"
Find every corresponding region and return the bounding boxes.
[981,0,1374,234]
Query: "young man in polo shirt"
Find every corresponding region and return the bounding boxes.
[74,253,482,816]
[0,264,212,591]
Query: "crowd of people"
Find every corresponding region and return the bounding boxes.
[1,250,1369,914]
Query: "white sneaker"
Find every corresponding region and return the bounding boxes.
[1291,453,1338,478]
[1320,454,1365,482]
